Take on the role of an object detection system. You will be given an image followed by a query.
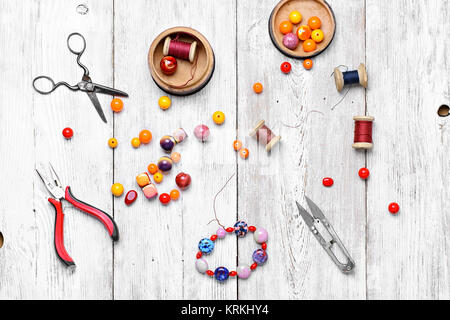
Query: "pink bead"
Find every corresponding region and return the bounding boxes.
[282,33,299,50]
[142,184,158,199]
[237,265,251,279]
[253,227,268,244]
[193,124,210,142]
[216,228,226,239]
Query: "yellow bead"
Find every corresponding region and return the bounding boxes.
[111,183,124,197]
[212,111,225,125]
[289,10,302,24]
[131,137,141,148]
[311,29,324,43]
[153,172,163,183]
[108,138,118,149]
[158,96,171,110]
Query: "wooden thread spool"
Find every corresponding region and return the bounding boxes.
[249,120,281,152]
[334,63,368,92]
[163,36,197,63]
[352,115,374,150]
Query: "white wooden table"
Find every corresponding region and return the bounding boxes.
[0,0,448,300]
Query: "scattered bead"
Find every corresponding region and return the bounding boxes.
[159,135,175,153]
[170,189,180,200]
[111,183,124,197]
[308,16,321,30]
[253,227,268,244]
[198,238,215,255]
[226,227,234,233]
[248,226,256,232]
[108,137,118,148]
[139,129,152,144]
[175,172,191,190]
[311,29,324,43]
[252,249,268,265]
[322,177,334,187]
[153,172,163,184]
[230,271,237,277]
[214,267,230,282]
[110,98,123,113]
[303,39,317,52]
[142,184,158,199]
[170,152,181,163]
[233,140,243,151]
[147,163,158,174]
[216,228,226,239]
[158,96,171,110]
[388,202,400,214]
[239,148,249,159]
[289,10,302,24]
[157,156,173,173]
[195,258,208,274]
[250,263,258,270]
[279,20,293,34]
[194,124,210,142]
[297,25,311,41]
[159,193,171,205]
[136,172,151,187]
[280,61,292,74]
[237,265,251,279]
[160,56,177,75]
[206,270,214,276]
[62,127,73,139]
[131,137,141,148]
[253,82,263,94]
[282,33,299,50]
[303,59,313,70]
[210,235,218,241]
[262,242,267,250]
[234,220,248,237]
[125,190,138,205]
[196,251,202,259]
[358,168,370,179]
[212,111,225,125]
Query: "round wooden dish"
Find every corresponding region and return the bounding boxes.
[148,27,215,96]
[268,0,336,59]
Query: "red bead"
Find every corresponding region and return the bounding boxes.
[248,226,256,232]
[210,235,218,241]
[196,251,202,259]
[388,202,400,214]
[226,227,234,233]
[250,263,258,270]
[206,270,214,276]
[322,177,334,187]
[280,61,292,74]
[159,193,171,205]
[230,271,237,277]
[160,56,177,75]
[62,127,73,139]
[358,168,370,179]
[124,190,138,205]
[262,242,267,250]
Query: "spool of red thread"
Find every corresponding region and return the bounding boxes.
[352,115,374,149]
[249,120,281,152]
[163,36,197,63]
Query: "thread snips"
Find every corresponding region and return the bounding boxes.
[296,197,355,273]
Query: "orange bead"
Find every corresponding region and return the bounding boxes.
[311,29,324,43]
[170,189,180,200]
[296,25,311,41]
[279,20,293,35]
[233,140,242,151]
[253,82,263,94]
[110,98,124,113]
[131,137,141,148]
[308,16,321,30]
[303,39,317,52]
[139,130,152,144]
[239,148,249,159]
[303,59,313,70]
[148,163,158,174]
[170,152,181,163]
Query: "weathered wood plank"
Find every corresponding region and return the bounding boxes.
[366,0,450,299]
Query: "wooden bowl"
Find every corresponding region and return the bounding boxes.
[148,27,215,96]
[268,0,336,59]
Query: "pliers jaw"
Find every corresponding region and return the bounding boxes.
[35,163,65,200]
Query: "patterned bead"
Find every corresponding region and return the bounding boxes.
[237,265,251,279]
[157,156,173,173]
[253,227,268,244]
[160,135,176,153]
[233,220,248,237]
[216,228,226,239]
[195,258,208,274]
[198,238,215,255]
[252,249,268,265]
[214,267,230,282]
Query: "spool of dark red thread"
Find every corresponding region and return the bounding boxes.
[352,115,374,149]
[163,36,197,63]
[249,120,281,152]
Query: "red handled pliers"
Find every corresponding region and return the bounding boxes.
[36,163,119,267]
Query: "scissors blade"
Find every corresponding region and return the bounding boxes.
[296,201,315,228]
[86,91,107,123]
[92,83,128,97]
[305,196,326,220]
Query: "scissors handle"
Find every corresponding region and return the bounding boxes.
[67,32,89,76]
[32,76,78,95]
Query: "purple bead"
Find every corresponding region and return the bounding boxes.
[157,156,173,173]
[252,249,268,265]
[193,124,210,142]
[160,135,175,152]
[253,227,268,244]
[216,228,226,239]
[282,33,299,50]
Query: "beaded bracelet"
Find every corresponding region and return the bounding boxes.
[195,220,268,282]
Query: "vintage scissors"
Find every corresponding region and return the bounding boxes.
[296,196,355,273]
[36,162,119,267]
[32,32,128,123]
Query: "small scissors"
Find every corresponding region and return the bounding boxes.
[32,33,128,123]
[296,196,355,273]
[36,162,119,267]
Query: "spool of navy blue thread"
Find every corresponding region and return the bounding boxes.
[334,63,368,92]
[343,70,360,85]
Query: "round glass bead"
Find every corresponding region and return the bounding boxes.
[216,228,226,239]
[198,238,214,255]
[214,267,230,282]
[157,156,173,173]
[233,220,248,237]
[252,249,268,265]
[195,258,208,274]
[253,227,268,244]
[160,135,175,152]
[236,265,251,279]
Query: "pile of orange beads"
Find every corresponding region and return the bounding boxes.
[130,129,153,148]
[233,140,249,159]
